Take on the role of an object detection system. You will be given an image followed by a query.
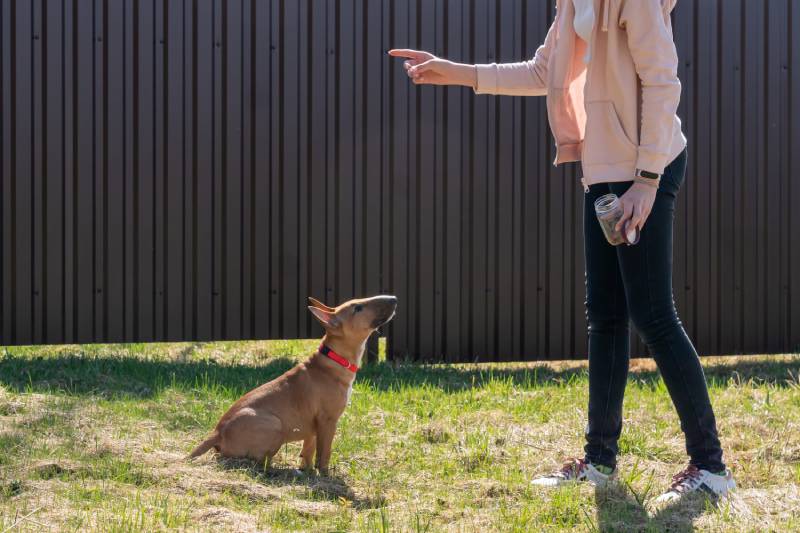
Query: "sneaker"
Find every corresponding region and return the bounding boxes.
[653,465,736,504]
[531,458,615,487]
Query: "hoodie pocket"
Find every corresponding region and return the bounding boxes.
[582,101,637,166]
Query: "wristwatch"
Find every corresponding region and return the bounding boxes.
[635,168,660,180]
[634,168,661,187]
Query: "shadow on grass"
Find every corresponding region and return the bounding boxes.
[215,457,385,510]
[595,482,709,532]
[361,357,800,393]
[0,347,798,398]
[0,350,297,398]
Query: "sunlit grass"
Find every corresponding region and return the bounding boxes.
[1,342,798,531]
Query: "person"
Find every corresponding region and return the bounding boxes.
[389,0,735,504]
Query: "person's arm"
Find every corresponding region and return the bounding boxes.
[614,0,681,235]
[388,16,556,95]
[473,18,556,96]
[620,0,681,176]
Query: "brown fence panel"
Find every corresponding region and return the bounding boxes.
[1,1,799,361]
[0,0,386,346]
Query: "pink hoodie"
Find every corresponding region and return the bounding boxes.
[474,0,686,189]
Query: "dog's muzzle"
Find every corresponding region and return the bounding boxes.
[371,311,396,329]
[369,295,397,328]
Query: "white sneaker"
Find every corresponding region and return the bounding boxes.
[653,465,736,504]
[531,458,615,488]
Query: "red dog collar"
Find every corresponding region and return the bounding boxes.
[319,344,359,373]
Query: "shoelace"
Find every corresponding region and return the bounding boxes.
[554,458,588,479]
[669,465,703,493]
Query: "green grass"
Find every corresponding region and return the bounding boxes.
[1,342,799,531]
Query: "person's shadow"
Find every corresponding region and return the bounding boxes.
[594,480,711,532]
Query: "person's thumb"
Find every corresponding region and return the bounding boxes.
[409,59,438,77]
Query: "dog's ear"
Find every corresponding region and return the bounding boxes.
[307,296,336,313]
[308,306,341,330]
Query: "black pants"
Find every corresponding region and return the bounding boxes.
[582,149,725,472]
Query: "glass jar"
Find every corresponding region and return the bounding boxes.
[594,194,639,246]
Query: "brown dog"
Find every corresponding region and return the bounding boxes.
[189,295,397,474]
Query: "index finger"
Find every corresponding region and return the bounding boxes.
[388,49,431,60]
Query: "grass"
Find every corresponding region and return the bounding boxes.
[0,341,799,532]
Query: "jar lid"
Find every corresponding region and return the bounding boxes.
[594,193,620,215]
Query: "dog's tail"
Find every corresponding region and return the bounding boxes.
[188,432,220,459]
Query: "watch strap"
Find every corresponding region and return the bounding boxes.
[634,175,660,188]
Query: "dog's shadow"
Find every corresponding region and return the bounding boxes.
[213,456,385,510]
[594,482,711,532]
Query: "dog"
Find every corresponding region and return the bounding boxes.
[189,295,397,474]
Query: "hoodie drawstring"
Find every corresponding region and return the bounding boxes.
[602,0,610,32]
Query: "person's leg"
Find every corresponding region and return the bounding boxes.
[531,191,628,487]
[611,149,725,472]
[583,183,632,471]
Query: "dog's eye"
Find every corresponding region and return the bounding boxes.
[354,305,363,313]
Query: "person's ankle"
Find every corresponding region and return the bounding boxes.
[693,463,727,476]
[590,463,614,475]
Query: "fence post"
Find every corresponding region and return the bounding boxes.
[365,333,380,365]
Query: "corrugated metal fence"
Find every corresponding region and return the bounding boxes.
[2,1,799,361]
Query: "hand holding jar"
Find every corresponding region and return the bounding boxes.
[594,193,640,246]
